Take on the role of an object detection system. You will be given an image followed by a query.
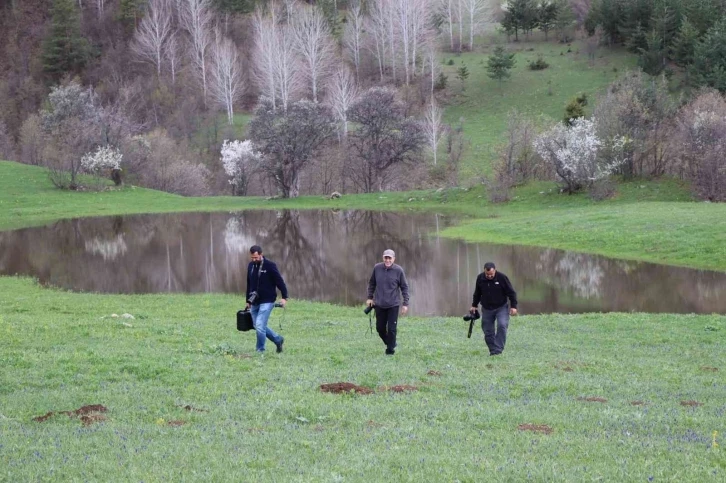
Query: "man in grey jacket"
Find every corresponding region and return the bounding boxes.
[366,249,410,355]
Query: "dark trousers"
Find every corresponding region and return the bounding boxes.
[374,306,399,351]
[481,304,509,355]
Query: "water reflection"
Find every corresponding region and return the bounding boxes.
[0,210,724,315]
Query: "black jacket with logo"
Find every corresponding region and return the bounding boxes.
[471,271,517,310]
[246,258,288,305]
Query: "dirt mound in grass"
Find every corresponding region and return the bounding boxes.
[518,424,553,434]
[680,400,703,407]
[379,385,418,393]
[33,404,108,425]
[700,366,718,372]
[577,396,607,403]
[168,420,186,426]
[630,400,646,406]
[426,370,442,376]
[320,382,373,394]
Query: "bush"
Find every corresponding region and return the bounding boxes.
[588,179,617,201]
[528,55,549,71]
[434,72,448,91]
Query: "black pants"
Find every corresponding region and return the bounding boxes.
[374,306,399,351]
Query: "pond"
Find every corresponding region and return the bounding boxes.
[1,210,724,316]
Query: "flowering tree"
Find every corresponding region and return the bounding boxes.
[220,139,261,196]
[81,145,123,186]
[534,117,625,193]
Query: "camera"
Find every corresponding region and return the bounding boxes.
[363,304,375,315]
[463,310,480,322]
[248,291,258,304]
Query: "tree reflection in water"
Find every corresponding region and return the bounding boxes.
[0,210,724,315]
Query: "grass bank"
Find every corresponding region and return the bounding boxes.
[1,277,723,481]
[3,161,725,271]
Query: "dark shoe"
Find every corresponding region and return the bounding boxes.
[385,348,395,355]
[276,337,284,353]
[489,352,502,356]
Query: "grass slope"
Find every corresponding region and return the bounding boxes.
[441,39,638,177]
[3,161,725,271]
[1,277,724,481]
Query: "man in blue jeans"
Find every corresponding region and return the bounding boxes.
[246,245,288,353]
[470,262,518,356]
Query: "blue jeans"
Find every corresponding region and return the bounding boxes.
[250,303,283,352]
[481,304,509,355]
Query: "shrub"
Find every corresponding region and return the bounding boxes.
[528,54,549,71]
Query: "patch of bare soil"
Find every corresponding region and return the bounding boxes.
[554,363,574,372]
[178,405,208,412]
[680,400,703,407]
[426,370,442,376]
[167,420,186,426]
[320,382,373,395]
[378,385,418,393]
[630,400,646,406]
[33,405,108,426]
[577,397,607,403]
[700,366,718,372]
[80,414,107,426]
[518,424,553,435]
[234,354,253,359]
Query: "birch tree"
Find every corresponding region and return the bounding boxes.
[326,66,359,138]
[131,0,173,78]
[443,0,457,51]
[292,5,336,103]
[210,31,245,124]
[179,0,213,103]
[275,24,303,111]
[252,8,279,109]
[164,30,181,86]
[423,98,444,165]
[367,0,390,81]
[464,0,490,51]
[344,0,365,82]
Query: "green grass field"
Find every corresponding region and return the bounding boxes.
[1,277,723,481]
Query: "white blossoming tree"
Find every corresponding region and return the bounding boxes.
[534,117,626,194]
[80,145,123,188]
[221,140,261,196]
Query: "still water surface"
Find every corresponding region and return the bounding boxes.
[1,210,724,315]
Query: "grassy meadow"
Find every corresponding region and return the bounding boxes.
[440,38,637,178]
[1,277,724,481]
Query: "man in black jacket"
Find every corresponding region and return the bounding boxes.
[246,245,288,353]
[470,262,517,356]
[366,249,410,355]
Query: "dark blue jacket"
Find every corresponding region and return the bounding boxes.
[246,257,288,305]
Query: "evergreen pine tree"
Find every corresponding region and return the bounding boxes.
[690,17,726,92]
[673,17,700,66]
[486,46,516,86]
[42,0,91,81]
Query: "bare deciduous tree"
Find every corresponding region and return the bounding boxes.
[292,5,336,103]
[275,24,303,111]
[672,89,726,201]
[348,87,426,192]
[164,30,182,86]
[344,0,365,82]
[209,30,245,124]
[326,66,359,139]
[464,0,490,51]
[131,0,173,78]
[248,97,337,198]
[252,7,279,109]
[180,0,213,103]
[367,0,390,81]
[423,98,444,165]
